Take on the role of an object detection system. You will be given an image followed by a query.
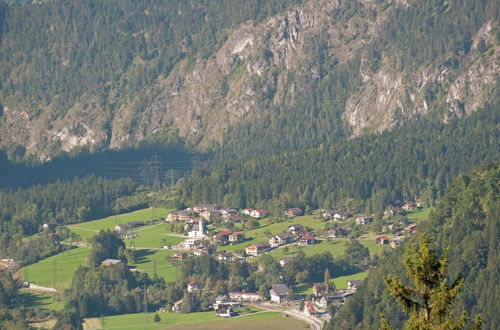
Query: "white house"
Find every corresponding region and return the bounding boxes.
[188,218,206,238]
[270,284,289,304]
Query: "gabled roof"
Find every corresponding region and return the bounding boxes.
[270,284,289,296]
[288,224,304,229]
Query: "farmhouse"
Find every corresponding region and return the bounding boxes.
[298,231,316,246]
[269,233,294,247]
[402,201,417,211]
[245,243,271,256]
[101,259,122,267]
[229,231,245,243]
[285,208,303,217]
[270,284,290,304]
[376,235,391,245]
[218,252,235,262]
[167,210,190,222]
[287,224,304,234]
[187,281,202,292]
[384,208,403,218]
[356,216,373,226]
[347,280,363,291]
[334,211,352,221]
[250,209,269,218]
[404,223,418,234]
[215,305,235,318]
[390,236,404,248]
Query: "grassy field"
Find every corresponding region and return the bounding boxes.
[84,309,293,330]
[407,207,432,220]
[124,223,184,249]
[67,208,171,242]
[332,271,369,289]
[20,290,65,312]
[129,249,181,282]
[23,247,90,290]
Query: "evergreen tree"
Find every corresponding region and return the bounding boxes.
[380,234,482,330]
[324,269,331,293]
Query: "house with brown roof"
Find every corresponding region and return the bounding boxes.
[404,223,418,234]
[269,233,295,247]
[229,231,245,243]
[356,216,373,226]
[187,281,202,292]
[376,235,391,245]
[250,209,269,218]
[334,211,352,221]
[215,305,236,318]
[218,252,235,262]
[287,224,304,234]
[402,202,417,212]
[285,208,304,217]
[245,243,271,256]
[298,231,316,246]
[167,210,191,222]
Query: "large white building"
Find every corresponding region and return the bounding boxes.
[188,218,206,238]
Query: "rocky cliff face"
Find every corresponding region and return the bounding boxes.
[0,0,498,161]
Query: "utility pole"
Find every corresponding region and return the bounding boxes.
[52,260,57,303]
[150,154,162,190]
[143,282,148,314]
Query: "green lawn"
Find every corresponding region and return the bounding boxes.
[67,208,171,242]
[23,247,90,290]
[129,249,181,282]
[88,309,283,329]
[407,207,433,221]
[244,216,326,238]
[260,238,383,262]
[332,271,369,289]
[20,290,65,312]
[124,224,184,249]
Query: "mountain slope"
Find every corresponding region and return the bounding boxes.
[333,162,499,329]
[0,0,498,161]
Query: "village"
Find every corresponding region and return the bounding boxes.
[106,200,422,323]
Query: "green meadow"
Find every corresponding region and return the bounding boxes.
[67,208,171,242]
[407,207,432,221]
[85,309,288,330]
[124,223,184,249]
[129,249,181,282]
[23,247,90,290]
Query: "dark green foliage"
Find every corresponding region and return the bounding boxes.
[0,175,138,236]
[87,230,126,267]
[153,313,160,322]
[334,163,499,329]
[53,307,83,330]
[180,102,500,211]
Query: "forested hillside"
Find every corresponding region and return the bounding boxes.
[179,101,500,212]
[331,162,499,329]
[0,0,498,161]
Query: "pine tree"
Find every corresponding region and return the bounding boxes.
[324,269,331,293]
[380,234,482,330]
[153,313,161,322]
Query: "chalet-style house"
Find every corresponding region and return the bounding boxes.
[242,208,253,215]
[167,210,190,222]
[402,201,417,211]
[201,209,218,221]
[356,216,373,226]
[312,282,326,296]
[215,231,233,244]
[376,235,390,245]
[287,224,304,234]
[285,208,304,217]
[334,211,352,221]
[390,236,404,248]
[218,252,235,262]
[322,210,335,219]
[187,281,202,292]
[245,243,271,256]
[316,290,354,308]
[250,209,269,218]
[220,208,237,216]
[404,223,418,234]
[229,231,245,243]
[270,284,290,304]
[280,257,294,268]
[101,259,122,267]
[224,214,242,223]
[384,208,403,218]
[327,226,349,238]
[229,291,261,302]
[269,233,295,247]
[347,280,363,291]
[298,231,316,246]
[215,305,235,318]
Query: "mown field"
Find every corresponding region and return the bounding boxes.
[129,249,181,282]
[124,223,184,249]
[84,309,301,330]
[67,208,171,241]
[23,247,90,290]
